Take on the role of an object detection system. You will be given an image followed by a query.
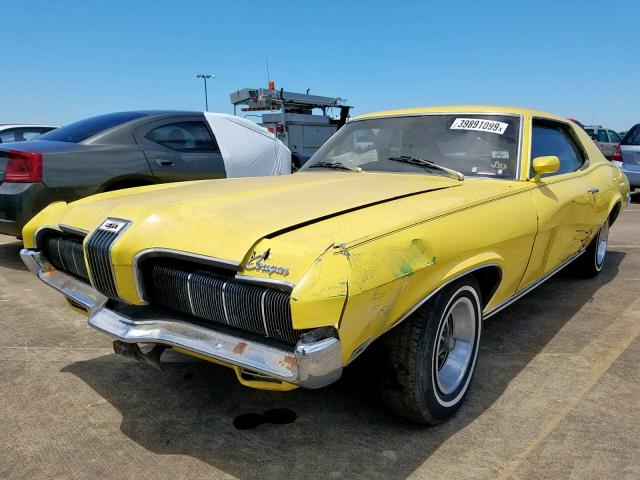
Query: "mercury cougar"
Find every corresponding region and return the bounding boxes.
[20,106,630,424]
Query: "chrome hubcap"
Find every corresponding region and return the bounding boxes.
[435,297,476,395]
[596,220,609,267]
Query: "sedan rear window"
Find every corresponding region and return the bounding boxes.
[37,112,148,143]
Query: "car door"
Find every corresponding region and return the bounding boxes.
[133,116,225,182]
[520,119,598,287]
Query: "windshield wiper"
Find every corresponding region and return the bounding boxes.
[308,161,363,173]
[387,156,464,181]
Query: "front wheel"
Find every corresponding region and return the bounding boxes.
[378,278,482,424]
[572,218,609,278]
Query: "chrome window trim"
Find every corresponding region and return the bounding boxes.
[132,248,241,303]
[528,116,591,180]
[346,112,524,181]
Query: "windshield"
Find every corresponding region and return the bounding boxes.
[584,128,597,140]
[37,112,148,143]
[301,114,521,179]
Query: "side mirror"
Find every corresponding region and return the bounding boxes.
[531,155,560,181]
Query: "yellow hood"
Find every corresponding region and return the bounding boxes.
[46,172,461,264]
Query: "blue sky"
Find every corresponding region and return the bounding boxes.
[3,0,639,131]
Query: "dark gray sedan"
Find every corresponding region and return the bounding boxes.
[0,111,291,236]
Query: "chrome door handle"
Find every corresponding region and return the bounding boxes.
[587,188,600,193]
[155,159,174,167]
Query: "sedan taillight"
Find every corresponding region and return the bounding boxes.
[611,143,623,163]
[5,150,43,182]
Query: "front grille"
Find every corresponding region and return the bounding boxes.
[42,235,89,281]
[147,264,300,344]
[84,228,120,299]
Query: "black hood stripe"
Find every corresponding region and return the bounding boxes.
[264,184,459,240]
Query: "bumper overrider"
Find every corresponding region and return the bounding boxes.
[20,249,343,389]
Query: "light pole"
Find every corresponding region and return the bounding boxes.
[196,73,214,111]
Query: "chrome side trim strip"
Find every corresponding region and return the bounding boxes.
[484,249,584,319]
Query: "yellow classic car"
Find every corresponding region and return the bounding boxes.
[20,106,630,424]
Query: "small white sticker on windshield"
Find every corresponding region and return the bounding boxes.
[492,150,510,159]
[450,118,509,134]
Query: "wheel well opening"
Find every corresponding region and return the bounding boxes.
[472,266,502,308]
[103,179,153,192]
[609,201,622,226]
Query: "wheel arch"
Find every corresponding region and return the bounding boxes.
[608,199,623,226]
[99,175,157,192]
[393,256,504,328]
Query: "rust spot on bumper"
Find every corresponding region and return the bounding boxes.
[233,342,248,355]
[281,355,297,371]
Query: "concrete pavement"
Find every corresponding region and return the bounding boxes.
[1,197,639,480]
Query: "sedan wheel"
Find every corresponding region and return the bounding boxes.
[379,277,482,424]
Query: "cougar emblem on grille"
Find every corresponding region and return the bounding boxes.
[98,219,128,233]
[245,249,289,277]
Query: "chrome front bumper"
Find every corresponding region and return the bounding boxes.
[20,249,343,389]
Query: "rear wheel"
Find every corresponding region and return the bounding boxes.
[572,218,609,278]
[378,278,482,424]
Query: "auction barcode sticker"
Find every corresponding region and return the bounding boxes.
[450,118,509,134]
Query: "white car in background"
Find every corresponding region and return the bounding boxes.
[0,124,57,144]
[584,125,622,159]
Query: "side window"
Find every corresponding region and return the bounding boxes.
[597,130,609,143]
[531,121,585,176]
[146,121,219,152]
[0,130,15,143]
[608,130,621,143]
[15,128,48,141]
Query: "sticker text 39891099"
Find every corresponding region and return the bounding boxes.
[450,118,508,135]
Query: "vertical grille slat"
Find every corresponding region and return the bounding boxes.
[84,228,122,299]
[148,264,299,345]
